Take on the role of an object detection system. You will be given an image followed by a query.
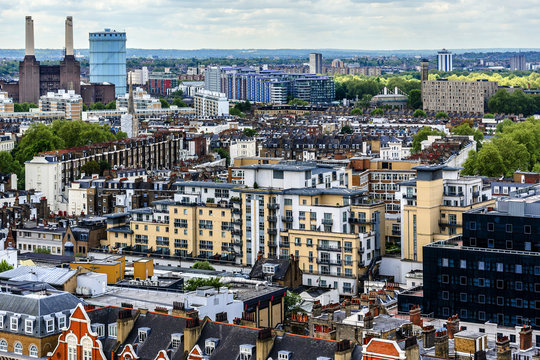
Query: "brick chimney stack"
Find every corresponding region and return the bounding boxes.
[435,330,449,359]
[496,336,511,360]
[422,325,436,349]
[446,315,460,339]
[520,325,533,351]
[409,305,423,327]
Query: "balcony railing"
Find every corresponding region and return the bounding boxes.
[348,217,375,224]
[267,216,277,222]
[267,203,279,209]
[317,245,341,252]
[317,258,341,266]
[438,220,462,227]
[322,219,333,225]
[279,242,290,248]
[268,242,277,248]
[282,216,293,223]
[267,228,277,235]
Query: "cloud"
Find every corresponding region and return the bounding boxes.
[0,0,537,50]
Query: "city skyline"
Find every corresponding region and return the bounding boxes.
[0,0,538,50]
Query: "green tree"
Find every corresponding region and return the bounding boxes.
[90,102,105,110]
[160,98,170,108]
[172,98,187,107]
[98,160,112,175]
[184,277,225,291]
[340,125,353,134]
[170,89,184,98]
[235,100,252,113]
[0,260,13,273]
[461,150,478,175]
[243,128,257,137]
[451,123,484,145]
[475,142,506,177]
[34,247,51,254]
[413,109,427,118]
[13,102,38,112]
[192,260,215,271]
[411,126,445,153]
[229,107,244,117]
[370,108,384,116]
[105,101,116,110]
[288,98,309,106]
[81,160,100,175]
[215,147,230,166]
[435,112,449,119]
[284,291,303,317]
[483,113,495,118]
[350,108,363,115]
[407,89,422,110]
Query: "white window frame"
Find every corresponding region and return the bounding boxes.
[58,315,67,329]
[29,344,38,358]
[10,317,18,331]
[25,319,34,334]
[46,318,54,333]
[0,339,7,352]
[108,324,117,338]
[14,342,22,355]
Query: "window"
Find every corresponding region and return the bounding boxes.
[460,276,467,285]
[442,291,449,300]
[516,264,523,274]
[460,260,466,269]
[10,316,18,331]
[478,295,485,304]
[506,240,513,249]
[172,334,183,349]
[487,223,494,231]
[478,261,484,270]
[108,324,117,338]
[516,281,523,291]
[284,198,292,205]
[442,274,449,284]
[66,334,77,360]
[14,342,22,355]
[82,338,92,360]
[138,328,150,342]
[92,323,104,337]
[497,296,504,306]
[0,340,7,352]
[479,312,486,321]
[46,318,54,333]
[442,258,448,267]
[469,222,476,230]
[460,293,467,302]
[497,263,503,272]
[25,319,33,333]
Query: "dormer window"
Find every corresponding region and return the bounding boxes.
[0,314,3,328]
[239,344,254,360]
[91,323,105,337]
[57,314,67,329]
[25,318,35,334]
[138,327,150,342]
[263,264,278,274]
[108,324,117,338]
[171,333,183,348]
[278,351,292,360]
[205,338,219,355]
[46,317,55,333]
[10,315,19,331]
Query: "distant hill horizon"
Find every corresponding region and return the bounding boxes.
[0,48,539,60]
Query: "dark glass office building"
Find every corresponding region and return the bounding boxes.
[423,186,540,329]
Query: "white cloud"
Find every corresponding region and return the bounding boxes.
[0,0,537,50]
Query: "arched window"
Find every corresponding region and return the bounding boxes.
[82,337,92,360]
[67,334,77,360]
[14,342,23,355]
[29,345,38,358]
[0,339,7,352]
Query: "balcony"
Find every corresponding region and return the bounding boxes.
[267,216,277,222]
[267,203,279,210]
[322,219,333,225]
[439,220,462,227]
[268,242,277,248]
[444,191,464,197]
[317,245,341,252]
[233,219,242,226]
[232,208,242,214]
[282,216,293,223]
[348,217,374,225]
[232,229,243,236]
[403,194,416,199]
[317,258,341,266]
[267,228,277,235]
[279,242,290,248]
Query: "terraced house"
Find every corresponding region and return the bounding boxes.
[104,162,386,296]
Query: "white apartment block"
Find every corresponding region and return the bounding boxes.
[116,87,161,110]
[380,139,411,161]
[39,89,83,120]
[0,91,14,112]
[127,67,149,85]
[194,90,229,117]
[230,139,257,162]
[15,226,66,255]
[0,133,15,152]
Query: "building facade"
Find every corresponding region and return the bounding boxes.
[39,89,83,120]
[0,92,14,112]
[510,55,526,71]
[193,90,229,117]
[422,79,498,114]
[89,29,127,97]
[147,73,178,96]
[309,53,323,74]
[423,185,540,328]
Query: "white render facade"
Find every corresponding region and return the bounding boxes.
[193,90,229,117]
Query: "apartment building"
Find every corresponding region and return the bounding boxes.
[15,225,66,254]
[0,91,14,112]
[422,79,498,114]
[39,89,83,120]
[398,165,494,263]
[116,87,161,110]
[423,185,540,328]
[229,139,257,163]
[25,132,184,212]
[193,90,229,117]
[0,133,15,152]
[104,162,386,295]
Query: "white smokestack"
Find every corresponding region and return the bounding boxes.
[65,16,74,56]
[25,16,35,56]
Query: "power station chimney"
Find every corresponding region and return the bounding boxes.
[25,16,35,56]
[65,16,74,56]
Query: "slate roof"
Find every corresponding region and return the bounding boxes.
[266,333,339,360]
[249,258,291,281]
[0,266,78,286]
[193,321,259,360]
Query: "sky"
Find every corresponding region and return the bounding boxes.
[0,0,538,50]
